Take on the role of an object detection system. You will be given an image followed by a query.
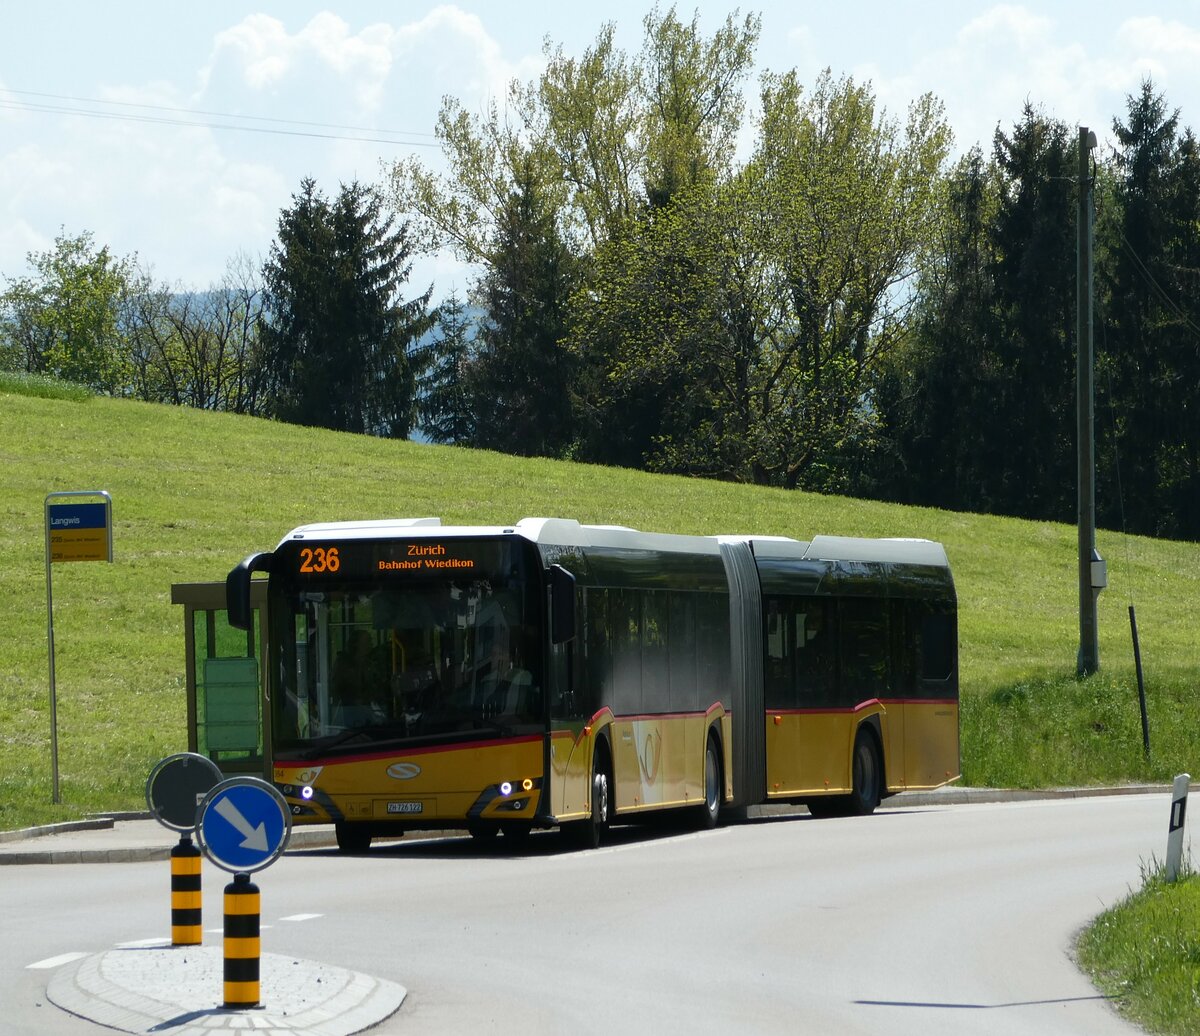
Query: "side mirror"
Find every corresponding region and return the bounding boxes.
[549,564,576,645]
[226,552,273,631]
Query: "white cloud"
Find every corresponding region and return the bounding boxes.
[207,14,295,91]
[1119,16,1200,60]
[200,6,539,120]
[958,3,1054,53]
[852,4,1159,158]
[202,12,398,112]
[389,4,544,116]
[1111,16,1200,126]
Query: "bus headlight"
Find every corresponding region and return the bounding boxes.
[499,781,513,797]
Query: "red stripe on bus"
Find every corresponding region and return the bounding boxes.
[767,698,957,716]
[281,733,543,767]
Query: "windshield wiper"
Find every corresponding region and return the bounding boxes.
[303,725,417,759]
[473,718,515,738]
[303,728,372,757]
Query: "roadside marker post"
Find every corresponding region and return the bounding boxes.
[170,839,203,945]
[195,777,292,1010]
[1167,773,1190,883]
[146,753,223,946]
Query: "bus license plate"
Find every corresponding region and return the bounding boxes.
[387,801,423,814]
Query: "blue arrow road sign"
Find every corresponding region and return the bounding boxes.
[196,777,292,874]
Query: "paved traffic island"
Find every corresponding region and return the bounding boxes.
[48,945,405,1035]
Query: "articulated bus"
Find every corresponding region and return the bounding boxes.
[226,517,958,851]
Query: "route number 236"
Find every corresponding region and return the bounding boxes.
[299,546,340,574]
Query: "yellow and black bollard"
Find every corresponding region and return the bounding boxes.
[223,872,261,1009]
[170,835,202,946]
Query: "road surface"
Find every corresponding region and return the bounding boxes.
[3,795,1166,1035]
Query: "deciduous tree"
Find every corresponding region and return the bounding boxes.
[126,254,268,414]
[0,230,143,393]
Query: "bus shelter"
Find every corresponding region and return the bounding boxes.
[170,580,270,778]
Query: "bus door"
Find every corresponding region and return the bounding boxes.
[548,569,593,823]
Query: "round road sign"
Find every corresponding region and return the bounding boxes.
[195,776,292,874]
[145,753,223,832]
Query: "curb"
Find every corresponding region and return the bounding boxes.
[0,824,342,866]
[0,817,117,844]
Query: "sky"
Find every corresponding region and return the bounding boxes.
[3,2,1200,299]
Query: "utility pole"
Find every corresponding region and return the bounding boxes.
[1077,126,1102,675]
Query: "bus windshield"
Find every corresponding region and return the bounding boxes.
[270,558,543,756]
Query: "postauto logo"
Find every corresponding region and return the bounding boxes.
[387,762,422,780]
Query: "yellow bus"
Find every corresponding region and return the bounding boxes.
[226,517,958,851]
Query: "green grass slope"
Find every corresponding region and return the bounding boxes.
[2,390,1198,829]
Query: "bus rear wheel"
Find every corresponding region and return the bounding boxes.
[847,729,882,815]
[806,729,883,819]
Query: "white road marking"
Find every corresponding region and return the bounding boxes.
[279,913,323,922]
[114,938,170,948]
[26,952,88,970]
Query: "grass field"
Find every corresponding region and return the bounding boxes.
[1078,863,1200,1035]
[2,387,1198,831]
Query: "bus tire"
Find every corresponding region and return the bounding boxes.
[468,822,499,843]
[699,734,722,829]
[500,822,532,846]
[847,728,883,816]
[805,796,841,819]
[335,821,372,853]
[572,742,611,850]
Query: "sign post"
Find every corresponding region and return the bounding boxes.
[196,777,292,1010]
[147,753,223,946]
[44,490,113,804]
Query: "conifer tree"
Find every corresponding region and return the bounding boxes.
[417,291,475,446]
[261,179,434,437]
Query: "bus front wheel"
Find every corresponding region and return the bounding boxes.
[335,821,372,853]
[568,745,611,850]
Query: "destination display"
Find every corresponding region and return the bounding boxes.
[284,538,519,583]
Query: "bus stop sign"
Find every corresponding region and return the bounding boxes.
[195,777,292,874]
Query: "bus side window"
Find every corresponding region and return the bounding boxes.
[611,587,643,716]
[796,598,836,707]
[764,597,791,709]
[668,591,697,713]
[696,592,730,702]
[920,608,956,684]
[580,588,609,718]
[642,590,668,707]
[890,601,917,697]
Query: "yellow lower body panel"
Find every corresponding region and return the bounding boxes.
[765,700,960,799]
[274,736,544,824]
